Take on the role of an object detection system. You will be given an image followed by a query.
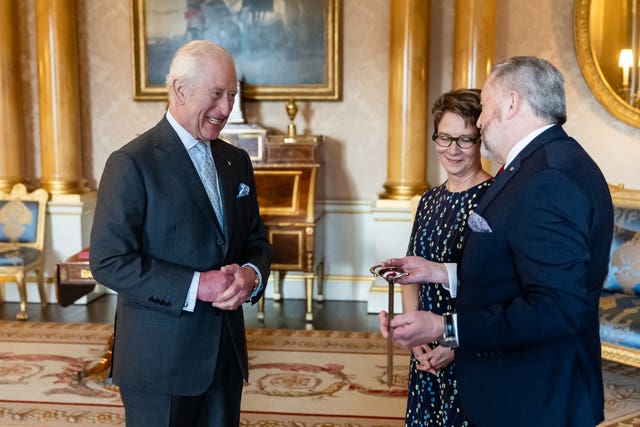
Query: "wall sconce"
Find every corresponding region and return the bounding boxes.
[619,48,634,87]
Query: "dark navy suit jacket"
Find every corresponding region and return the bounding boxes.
[456,126,613,427]
[90,116,272,395]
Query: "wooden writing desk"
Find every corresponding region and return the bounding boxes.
[254,162,323,322]
[254,136,324,322]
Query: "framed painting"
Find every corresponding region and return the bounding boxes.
[131,0,342,101]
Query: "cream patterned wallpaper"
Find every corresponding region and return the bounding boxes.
[494,1,640,190]
[18,0,640,199]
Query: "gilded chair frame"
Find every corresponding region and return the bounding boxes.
[0,184,49,320]
[602,184,640,368]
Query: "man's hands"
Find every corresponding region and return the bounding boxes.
[376,255,455,374]
[378,310,453,374]
[197,264,258,311]
[381,256,448,285]
[378,310,444,349]
[197,270,234,302]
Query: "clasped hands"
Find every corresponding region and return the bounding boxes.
[197,264,256,311]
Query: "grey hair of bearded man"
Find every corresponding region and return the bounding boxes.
[489,56,567,125]
[165,40,236,105]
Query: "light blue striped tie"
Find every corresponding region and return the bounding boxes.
[193,141,224,229]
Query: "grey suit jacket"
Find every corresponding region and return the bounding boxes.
[90,116,272,395]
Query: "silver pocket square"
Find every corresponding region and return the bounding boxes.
[237,183,250,198]
[468,211,492,233]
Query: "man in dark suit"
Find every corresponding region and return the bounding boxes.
[90,40,272,426]
[379,56,613,426]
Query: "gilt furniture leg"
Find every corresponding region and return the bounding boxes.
[315,261,325,302]
[305,275,314,322]
[273,270,282,301]
[16,273,28,320]
[257,296,265,320]
[83,334,114,383]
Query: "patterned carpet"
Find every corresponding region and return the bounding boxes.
[0,321,408,426]
[0,321,639,426]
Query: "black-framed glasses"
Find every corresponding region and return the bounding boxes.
[432,132,480,149]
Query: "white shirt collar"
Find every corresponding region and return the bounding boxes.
[504,124,555,168]
[166,110,202,151]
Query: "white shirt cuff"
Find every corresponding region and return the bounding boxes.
[183,272,199,312]
[443,262,458,298]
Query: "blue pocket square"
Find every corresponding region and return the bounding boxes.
[468,211,492,233]
[237,183,250,198]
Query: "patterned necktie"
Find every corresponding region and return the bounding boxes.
[192,141,224,230]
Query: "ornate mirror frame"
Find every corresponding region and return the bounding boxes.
[574,0,640,128]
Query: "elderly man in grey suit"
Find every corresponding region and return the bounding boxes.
[90,40,272,426]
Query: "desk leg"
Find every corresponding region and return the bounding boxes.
[273,271,283,301]
[315,261,325,302]
[305,275,314,322]
[257,297,265,320]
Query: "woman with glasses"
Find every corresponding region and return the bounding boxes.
[387,88,492,426]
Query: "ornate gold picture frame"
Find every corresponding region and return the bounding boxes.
[131,0,342,101]
[574,0,640,128]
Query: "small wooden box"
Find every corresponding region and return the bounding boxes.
[55,248,96,307]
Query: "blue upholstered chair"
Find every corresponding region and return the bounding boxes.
[0,183,49,320]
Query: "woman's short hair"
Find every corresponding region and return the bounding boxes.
[431,88,482,133]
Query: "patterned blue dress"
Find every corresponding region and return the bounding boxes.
[404,180,492,426]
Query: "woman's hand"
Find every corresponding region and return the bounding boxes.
[413,344,454,374]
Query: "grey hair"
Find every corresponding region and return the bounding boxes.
[489,56,566,125]
[165,40,235,103]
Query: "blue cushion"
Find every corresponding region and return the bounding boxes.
[0,247,41,266]
[600,290,640,350]
[0,200,40,243]
[602,206,640,296]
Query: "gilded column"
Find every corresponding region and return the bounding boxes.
[35,0,87,194]
[453,0,496,172]
[452,0,496,90]
[380,0,430,200]
[0,0,26,193]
